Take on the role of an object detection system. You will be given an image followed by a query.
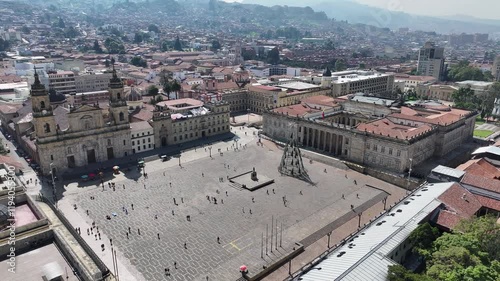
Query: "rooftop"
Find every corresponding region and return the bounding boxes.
[156,98,204,111]
[357,118,433,140]
[350,95,396,106]
[130,120,152,132]
[298,182,454,281]
[277,81,320,91]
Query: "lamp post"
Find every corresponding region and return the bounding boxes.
[208,146,212,158]
[407,158,413,191]
[247,108,250,125]
[327,231,332,248]
[50,163,57,209]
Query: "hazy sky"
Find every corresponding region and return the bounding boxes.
[354,0,500,20]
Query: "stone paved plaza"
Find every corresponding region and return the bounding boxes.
[64,132,399,281]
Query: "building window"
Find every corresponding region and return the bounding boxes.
[142,139,145,144]
[119,112,125,121]
[108,139,112,146]
[345,138,349,145]
[381,147,385,153]
[174,136,177,142]
[148,144,151,148]
[366,143,370,149]
[148,138,151,143]
[123,140,126,145]
[67,147,72,154]
[143,145,146,150]
[389,148,393,155]
[50,155,54,161]
[40,101,46,109]
[132,141,135,145]
[397,150,401,157]
[374,145,378,152]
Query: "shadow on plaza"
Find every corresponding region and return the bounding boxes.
[59,132,238,182]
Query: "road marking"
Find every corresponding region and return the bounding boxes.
[229,242,240,251]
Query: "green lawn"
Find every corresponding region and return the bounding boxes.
[473,129,494,138]
[475,117,485,125]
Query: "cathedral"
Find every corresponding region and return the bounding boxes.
[31,67,132,175]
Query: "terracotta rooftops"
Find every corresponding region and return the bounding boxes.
[272,104,321,117]
[389,106,471,126]
[356,118,433,140]
[460,173,500,193]
[435,183,482,230]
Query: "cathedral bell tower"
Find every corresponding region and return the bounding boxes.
[108,65,129,125]
[31,69,57,138]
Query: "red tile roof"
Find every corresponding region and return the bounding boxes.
[356,118,433,140]
[272,104,321,117]
[475,195,500,212]
[435,183,483,230]
[463,160,500,179]
[461,173,500,193]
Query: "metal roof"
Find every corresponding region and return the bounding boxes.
[472,146,500,157]
[296,182,454,281]
[431,165,465,179]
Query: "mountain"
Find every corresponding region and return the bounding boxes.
[241,0,500,34]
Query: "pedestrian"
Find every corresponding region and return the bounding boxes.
[138,228,141,235]
[173,198,177,205]
[172,210,175,216]
[128,227,131,233]
[181,197,184,203]
[174,261,177,269]
[299,190,303,195]
[169,182,172,187]
[186,215,191,221]
[242,207,245,213]
[95,234,97,240]
[202,173,204,177]
[86,210,89,215]
[354,180,357,185]
[87,228,90,235]
[226,191,228,196]
[123,184,125,189]
[126,232,129,239]
[155,215,158,219]
[345,174,348,178]
[217,237,220,244]
[342,194,345,199]
[131,203,134,210]
[184,242,187,249]
[157,233,160,240]
[207,195,210,200]
[98,233,101,240]
[252,197,255,203]
[356,193,359,199]
[221,199,224,204]
[272,189,275,194]
[249,209,252,214]
[351,204,354,209]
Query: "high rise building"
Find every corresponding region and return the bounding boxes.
[417,42,445,81]
[493,55,500,82]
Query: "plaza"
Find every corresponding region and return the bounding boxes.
[55,126,402,281]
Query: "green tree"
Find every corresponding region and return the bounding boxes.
[171,80,181,100]
[130,56,147,67]
[267,47,280,65]
[0,38,10,52]
[173,36,182,51]
[21,25,30,34]
[452,87,481,110]
[335,59,347,71]
[93,39,102,53]
[163,81,171,100]
[134,32,143,43]
[324,39,335,50]
[148,24,159,33]
[57,17,65,28]
[211,40,221,51]
[64,26,79,38]
[147,85,159,96]
[409,223,440,255]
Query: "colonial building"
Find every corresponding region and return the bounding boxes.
[30,67,132,175]
[263,95,475,173]
[150,98,230,148]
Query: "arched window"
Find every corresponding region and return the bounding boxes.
[107,139,112,146]
[67,147,72,154]
[44,123,50,133]
[119,112,124,121]
[40,101,46,109]
[117,92,121,100]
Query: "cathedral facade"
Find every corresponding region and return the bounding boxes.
[31,68,132,175]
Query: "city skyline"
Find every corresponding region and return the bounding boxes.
[352,0,500,20]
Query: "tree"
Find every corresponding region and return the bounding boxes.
[324,39,335,50]
[147,85,159,96]
[211,40,221,52]
[242,48,256,61]
[93,39,102,53]
[335,59,347,71]
[447,60,490,82]
[134,32,143,44]
[0,38,10,52]
[130,56,147,67]
[173,36,182,51]
[267,47,280,65]
[110,57,115,65]
[171,80,181,100]
[452,87,481,110]
[148,24,159,33]
[163,81,171,100]
[104,38,125,54]
[409,223,440,255]
[57,17,65,28]
[64,26,79,38]
[21,25,30,34]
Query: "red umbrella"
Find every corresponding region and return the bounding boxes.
[239,265,247,272]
